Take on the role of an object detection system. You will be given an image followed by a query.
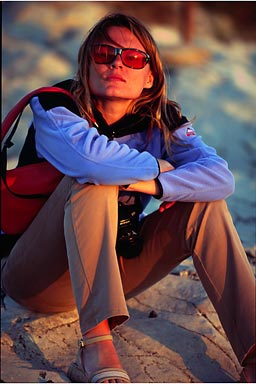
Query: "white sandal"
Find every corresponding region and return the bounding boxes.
[67,335,131,383]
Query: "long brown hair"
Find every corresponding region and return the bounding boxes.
[72,13,183,151]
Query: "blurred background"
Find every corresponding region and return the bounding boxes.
[2,1,256,249]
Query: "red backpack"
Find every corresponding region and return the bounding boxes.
[1,85,76,235]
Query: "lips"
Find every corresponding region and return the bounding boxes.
[105,75,126,82]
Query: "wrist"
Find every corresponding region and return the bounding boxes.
[154,178,163,198]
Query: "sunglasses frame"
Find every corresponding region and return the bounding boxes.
[91,44,151,69]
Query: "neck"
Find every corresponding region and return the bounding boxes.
[95,99,132,125]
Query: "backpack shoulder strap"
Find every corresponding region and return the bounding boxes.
[2,86,74,140]
[1,86,76,199]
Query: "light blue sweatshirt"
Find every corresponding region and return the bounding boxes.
[30,96,235,210]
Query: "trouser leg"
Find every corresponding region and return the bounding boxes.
[2,180,254,365]
[1,176,76,312]
[119,200,255,365]
[1,181,129,332]
[119,202,194,298]
[188,200,255,364]
[64,183,129,334]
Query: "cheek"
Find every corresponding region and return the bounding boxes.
[88,66,97,90]
[128,72,152,94]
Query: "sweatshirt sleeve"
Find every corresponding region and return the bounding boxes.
[30,97,159,185]
[157,123,235,202]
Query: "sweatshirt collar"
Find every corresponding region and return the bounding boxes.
[92,107,151,139]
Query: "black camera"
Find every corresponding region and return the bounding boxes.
[116,201,143,259]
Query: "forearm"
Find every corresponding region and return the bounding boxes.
[121,179,161,195]
[158,159,235,201]
[121,160,175,195]
[31,98,160,185]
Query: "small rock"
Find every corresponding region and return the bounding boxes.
[148,310,158,318]
[38,371,54,383]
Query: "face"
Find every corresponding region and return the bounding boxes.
[88,26,154,108]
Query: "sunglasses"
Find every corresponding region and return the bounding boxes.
[91,44,151,69]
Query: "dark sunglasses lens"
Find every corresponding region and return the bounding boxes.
[92,45,149,69]
[92,46,115,64]
[122,50,148,69]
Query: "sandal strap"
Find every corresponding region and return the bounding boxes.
[79,335,113,348]
[91,368,130,383]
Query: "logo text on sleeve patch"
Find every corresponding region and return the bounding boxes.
[186,127,196,137]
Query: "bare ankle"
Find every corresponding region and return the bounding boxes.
[83,319,110,340]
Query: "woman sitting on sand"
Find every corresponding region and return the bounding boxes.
[1,13,255,383]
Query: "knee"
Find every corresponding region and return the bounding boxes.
[69,183,119,206]
[192,200,232,229]
[195,199,228,213]
[72,182,118,198]
[66,184,119,227]
[203,200,229,215]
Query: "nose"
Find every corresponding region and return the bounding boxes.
[110,53,123,68]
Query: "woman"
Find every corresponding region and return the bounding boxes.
[1,13,255,383]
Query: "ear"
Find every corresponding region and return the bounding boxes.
[144,71,154,89]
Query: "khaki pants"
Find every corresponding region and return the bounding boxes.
[2,176,255,364]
